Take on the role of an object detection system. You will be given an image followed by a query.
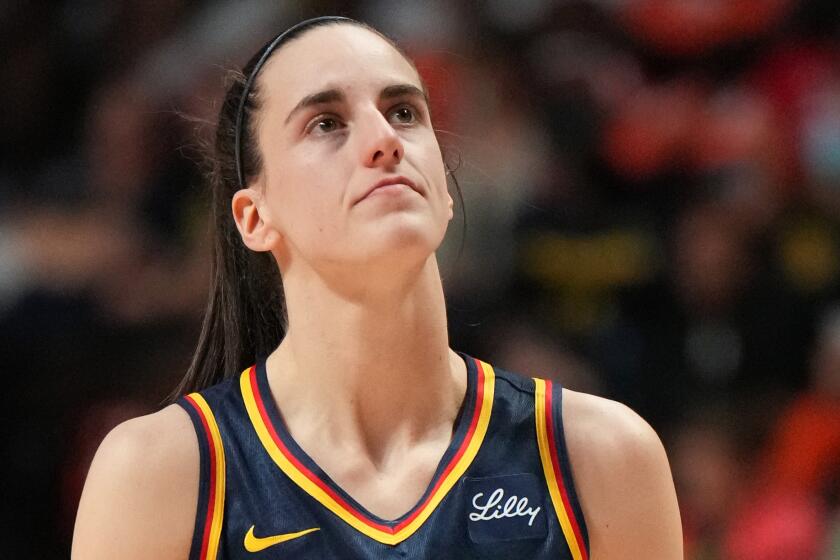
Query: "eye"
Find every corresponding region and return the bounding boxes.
[316,117,339,133]
[389,105,417,124]
[306,115,345,135]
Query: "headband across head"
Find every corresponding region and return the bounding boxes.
[234,16,356,189]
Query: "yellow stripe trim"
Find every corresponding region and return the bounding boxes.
[394,360,495,541]
[189,393,226,560]
[534,379,583,560]
[241,361,495,545]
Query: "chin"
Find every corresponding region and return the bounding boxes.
[361,219,445,265]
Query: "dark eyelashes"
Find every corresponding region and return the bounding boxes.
[390,103,422,122]
[304,113,344,134]
[303,101,427,136]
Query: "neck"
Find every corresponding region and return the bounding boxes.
[265,255,466,464]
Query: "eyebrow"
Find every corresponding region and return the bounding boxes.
[380,84,428,105]
[284,83,429,124]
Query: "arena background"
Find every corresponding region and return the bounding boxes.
[1,1,839,557]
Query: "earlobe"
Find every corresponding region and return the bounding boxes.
[231,189,280,252]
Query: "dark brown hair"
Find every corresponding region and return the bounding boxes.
[169,17,463,399]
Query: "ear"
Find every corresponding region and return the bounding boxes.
[231,188,281,252]
[447,192,454,221]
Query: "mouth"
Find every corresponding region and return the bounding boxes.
[355,176,420,204]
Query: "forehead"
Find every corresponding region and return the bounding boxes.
[257,24,421,110]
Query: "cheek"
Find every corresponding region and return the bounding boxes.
[415,139,448,201]
[277,189,344,252]
[264,157,344,247]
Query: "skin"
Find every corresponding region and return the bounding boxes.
[72,24,682,559]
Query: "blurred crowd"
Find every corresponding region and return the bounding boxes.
[1,0,839,557]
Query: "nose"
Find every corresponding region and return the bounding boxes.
[359,109,404,168]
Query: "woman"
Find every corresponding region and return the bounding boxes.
[73,16,682,559]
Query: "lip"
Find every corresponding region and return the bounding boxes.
[355,176,419,204]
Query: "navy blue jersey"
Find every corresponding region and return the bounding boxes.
[177,355,589,559]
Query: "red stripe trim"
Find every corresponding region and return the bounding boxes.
[249,359,485,534]
[393,357,485,531]
[184,394,217,560]
[248,367,395,533]
[544,381,588,559]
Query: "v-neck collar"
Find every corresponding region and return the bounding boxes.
[239,354,495,545]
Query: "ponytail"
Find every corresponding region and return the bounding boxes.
[170,18,367,400]
[168,63,287,400]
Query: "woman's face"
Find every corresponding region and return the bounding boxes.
[245,24,453,277]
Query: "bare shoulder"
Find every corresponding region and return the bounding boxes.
[562,390,683,559]
[72,404,198,560]
[562,389,664,464]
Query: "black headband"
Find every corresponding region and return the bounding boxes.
[234,16,356,189]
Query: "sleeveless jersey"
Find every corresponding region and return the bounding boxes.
[177,355,590,559]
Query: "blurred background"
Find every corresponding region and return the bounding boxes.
[1,0,839,557]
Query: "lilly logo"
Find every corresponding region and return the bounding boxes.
[470,488,542,527]
[465,474,547,543]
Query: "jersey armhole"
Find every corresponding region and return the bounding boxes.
[533,378,590,560]
[177,394,226,560]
